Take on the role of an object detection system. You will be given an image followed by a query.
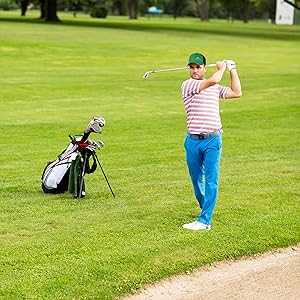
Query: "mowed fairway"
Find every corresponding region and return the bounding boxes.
[0,11,299,299]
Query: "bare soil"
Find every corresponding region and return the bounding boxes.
[123,244,300,300]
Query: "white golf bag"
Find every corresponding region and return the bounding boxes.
[42,142,79,194]
[41,117,115,199]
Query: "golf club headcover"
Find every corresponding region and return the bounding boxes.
[86,116,106,133]
[81,116,106,141]
[224,60,236,72]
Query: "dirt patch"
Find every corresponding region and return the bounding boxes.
[123,244,300,300]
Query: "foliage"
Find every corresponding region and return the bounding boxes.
[90,5,108,17]
[90,0,108,17]
[10,0,281,22]
[140,0,277,20]
[0,12,299,299]
[0,0,17,10]
[284,0,300,10]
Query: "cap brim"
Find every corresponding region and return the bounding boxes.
[188,61,204,66]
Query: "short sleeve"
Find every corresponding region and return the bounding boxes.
[181,78,202,99]
[218,85,229,99]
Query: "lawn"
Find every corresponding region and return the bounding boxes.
[0,10,299,299]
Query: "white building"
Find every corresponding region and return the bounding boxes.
[275,0,295,24]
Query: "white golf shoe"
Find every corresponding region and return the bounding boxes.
[182,221,211,231]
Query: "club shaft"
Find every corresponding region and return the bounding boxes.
[152,67,188,73]
[151,64,216,74]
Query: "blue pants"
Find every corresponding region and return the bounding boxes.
[184,134,222,225]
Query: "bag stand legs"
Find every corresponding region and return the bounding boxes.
[93,153,115,199]
[77,151,115,200]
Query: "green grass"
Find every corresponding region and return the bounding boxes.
[0,10,300,299]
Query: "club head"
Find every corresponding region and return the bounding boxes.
[96,140,104,148]
[86,140,104,152]
[143,71,151,80]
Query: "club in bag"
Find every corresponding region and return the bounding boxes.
[81,116,106,142]
[73,116,115,200]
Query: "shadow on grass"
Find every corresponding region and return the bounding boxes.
[0,15,299,42]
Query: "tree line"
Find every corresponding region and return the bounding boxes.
[17,0,299,23]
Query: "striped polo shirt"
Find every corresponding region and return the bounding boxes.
[181,78,229,134]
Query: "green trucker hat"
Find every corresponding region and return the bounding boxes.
[188,53,206,65]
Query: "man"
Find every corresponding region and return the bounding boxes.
[181,53,242,230]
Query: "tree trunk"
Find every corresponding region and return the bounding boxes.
[128,0,138,19]
[194,0,201,20]
[20,0,29,16]
[240,0,250,23]
[44,0,60,22]
[39,0,46,19]
[201,0,209,21]
[173,0,186,19]
[112,0,126,16]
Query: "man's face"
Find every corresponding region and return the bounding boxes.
[189,63,207,80]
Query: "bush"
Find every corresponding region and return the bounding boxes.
[0,0,18,10]
[90,5,107,18]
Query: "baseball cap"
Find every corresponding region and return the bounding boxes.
[188,53,206,66]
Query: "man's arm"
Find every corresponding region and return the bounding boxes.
[224,68,242,99]
[199,61,226,91]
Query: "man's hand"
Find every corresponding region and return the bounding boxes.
[224,60,236,72]
[216,61,226,70]
[200,60,227,90]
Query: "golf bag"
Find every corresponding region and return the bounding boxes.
[41,117,115,199]
[41,136,98,198]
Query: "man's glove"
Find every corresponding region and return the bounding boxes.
[224,60,236,72]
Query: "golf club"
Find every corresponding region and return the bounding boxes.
[81,116,105,142]
[143,64,217,79]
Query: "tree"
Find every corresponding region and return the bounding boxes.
[20,0,30,16]
[23,0,289,23]
[46,0,60,21]
[284,0,300,10]
[194,0,201,19]
[39,0,60,21]
[240,0,251,23]
[128,0,139,19]
[171,0,189,19]
[39,0,46,19]
[112,0,127,15]
[220,0,238,20]
[201,0,209,21]
[194,0,210,21]
[220,0,255,22]
[253,0,276,22]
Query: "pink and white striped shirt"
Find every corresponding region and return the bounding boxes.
[181,78,229,134]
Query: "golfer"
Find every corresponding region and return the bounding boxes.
[181,53,242,230]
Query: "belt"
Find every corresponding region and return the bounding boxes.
[188,129,223,140]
